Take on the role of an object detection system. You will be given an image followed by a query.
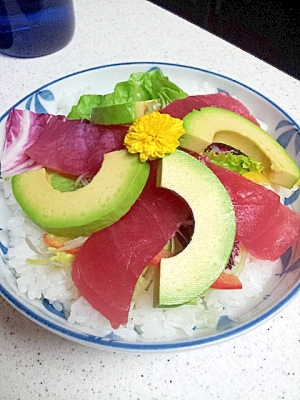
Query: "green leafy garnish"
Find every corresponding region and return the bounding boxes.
[48,171,83,192]
[206,150,264,175]
[67,69,188,120]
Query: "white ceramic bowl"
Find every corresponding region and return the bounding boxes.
[0,62,299,352]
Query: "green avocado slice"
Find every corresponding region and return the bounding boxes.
[12,150,150,238]
[155,149,236,307]
[180,107,300,188]
[90,99,160,125]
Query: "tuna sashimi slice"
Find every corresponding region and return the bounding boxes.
[160,93,259,125]
[25,113,128,177]
[206,162,300,260]
[71,163,190,328]
[247,203,300,260]
[2,109,128,178]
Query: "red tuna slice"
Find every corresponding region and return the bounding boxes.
[160,93,259,125]
[24,111,127,177]
[71,162,190,328]
[206,161,300,260]
[246,203,300,260]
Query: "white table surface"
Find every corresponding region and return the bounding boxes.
[0,1,299,399]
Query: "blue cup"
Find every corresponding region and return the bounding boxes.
[0,0,75,58]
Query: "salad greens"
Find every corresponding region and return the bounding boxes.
[206,150,264,175]
[48,171,84,192]
[67,69,188,120]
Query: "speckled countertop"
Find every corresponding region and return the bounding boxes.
[0,1,299,399]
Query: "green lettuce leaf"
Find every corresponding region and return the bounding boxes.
[48,171,83,192]
[67,69,188,120]
[206,150,264,175]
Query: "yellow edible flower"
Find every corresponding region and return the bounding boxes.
[124,111,186,162]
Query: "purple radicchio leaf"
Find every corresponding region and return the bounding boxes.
[1,109,66,177]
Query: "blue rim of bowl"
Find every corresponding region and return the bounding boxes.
[0,276,299,352]
[0,61,299,352]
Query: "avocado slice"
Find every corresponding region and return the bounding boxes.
[90,99,160,125]
[180,107,300,188]
[12,150,150,238]
[155,149,236,307]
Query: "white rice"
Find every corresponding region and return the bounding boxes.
[56,86,92,116]
[1,177,278,342]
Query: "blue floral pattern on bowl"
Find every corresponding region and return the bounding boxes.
[0,62,299,352]
[276,120,300,155]
[25,89,55,114]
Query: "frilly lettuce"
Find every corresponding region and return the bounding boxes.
[67,69,188,120]
[206,150,264,175]
[48,171,84,192]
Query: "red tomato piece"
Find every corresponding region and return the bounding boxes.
[149,248,173,267]
[210,272,242,289]
[43,234,80,254]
